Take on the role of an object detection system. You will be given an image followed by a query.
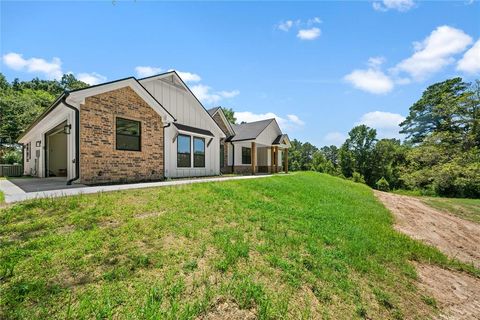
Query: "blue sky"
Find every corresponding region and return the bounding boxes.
[1,1,479,146]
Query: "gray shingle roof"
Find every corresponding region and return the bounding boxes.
[226,118,274,142]
[207,107,220,116]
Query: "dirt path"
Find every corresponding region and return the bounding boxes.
[416,263,480,320]
[374,191,480,268]
[375,191,480,319]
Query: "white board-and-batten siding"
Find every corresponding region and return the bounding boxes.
[141,78,224,178]
[18,104,77,180]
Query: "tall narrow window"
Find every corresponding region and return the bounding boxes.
[177,134,191,167]
[116,117,141,151]
[194,137,205,168]
[220,144,224,168]
[242,147,251,164]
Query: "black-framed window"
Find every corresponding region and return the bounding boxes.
[116,117,141,151]
[220,144,224,168]
[177,134,191,167]
[194,137,205,168]
[26,142,31,162]
[242,147,251,164]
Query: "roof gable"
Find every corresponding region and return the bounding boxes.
[139,71,226,137]
[67,77,175,123]
[208,107,235,137]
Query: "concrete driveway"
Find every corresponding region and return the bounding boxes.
[8,177,86,192]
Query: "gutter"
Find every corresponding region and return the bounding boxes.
[61,93,80,185]
[162,122,172,179]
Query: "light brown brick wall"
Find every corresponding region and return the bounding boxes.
[79,86,164,185]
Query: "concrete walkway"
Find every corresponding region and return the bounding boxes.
[0,174,277,204]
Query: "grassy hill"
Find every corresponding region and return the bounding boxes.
[0,172,477,319]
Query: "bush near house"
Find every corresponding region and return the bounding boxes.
[0,172,477,319]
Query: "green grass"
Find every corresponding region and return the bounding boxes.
[0,172,477,319]
[0,190,4,204]
[421,197,480,224]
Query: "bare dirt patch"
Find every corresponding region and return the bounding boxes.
[196,298,256,320]
[415,263,480,319]
[375,191,480,319]
[374,191,480,267]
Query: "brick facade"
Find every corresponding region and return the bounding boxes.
[79,86,164,185]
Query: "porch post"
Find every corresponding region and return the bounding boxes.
[274,146,279,173]
[251,142,256,175]
[285,148,288,173]
[270,147,275,173]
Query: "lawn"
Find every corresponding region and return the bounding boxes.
[421,197,480,224]
[0,172,477,319]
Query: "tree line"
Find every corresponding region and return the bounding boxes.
[288,77,479,198]
[0,74,478,197]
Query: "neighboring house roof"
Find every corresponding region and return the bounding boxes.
[226,118,275,142]
[173,123,214,137]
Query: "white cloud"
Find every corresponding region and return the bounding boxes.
[234,111,304,131]
[191,84,239,105]
[373,0,415,12]
[297,27,321,40]
[77,72,107,85]
[287,114,305,126]
[323,132,347,146]
[171,70,202,82]
[457,39,480,74]
[393,25,473,80]
[2,52,62,79]
[135,66,162,78]
[344,68,394,94]
[356,111,405,138]
[307,17,322,25]
[277,20,294,32]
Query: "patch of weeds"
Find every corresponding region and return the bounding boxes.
[183,260,198,272]
[311,285,332,303]
[229,275,265,310]
[421,295,437,308]
[213,229,249,272]
[373,288,395,310]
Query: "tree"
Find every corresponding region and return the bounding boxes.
[400,77,471,144]
[222,107,236,124]
[0,73,89,144]
[340,125,377,185]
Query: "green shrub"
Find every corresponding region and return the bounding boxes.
[351,172,366,184]
[376,177,390,191]
[1,149,22,164]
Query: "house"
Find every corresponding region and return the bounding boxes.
[18,71,290,185]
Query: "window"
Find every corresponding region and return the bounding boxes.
[177,134,191,167]
[242,147,251,164]
[116,117,141,151]
[26,142,31,162]
[220,144,224,168]
[194,137,205,168]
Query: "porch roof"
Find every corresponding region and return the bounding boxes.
[226,118,274,142]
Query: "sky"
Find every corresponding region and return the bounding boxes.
[1,0,479,147]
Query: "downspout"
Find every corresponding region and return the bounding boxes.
[162,122,171,179]
[231,142,235,173]
[62,93,80,185]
